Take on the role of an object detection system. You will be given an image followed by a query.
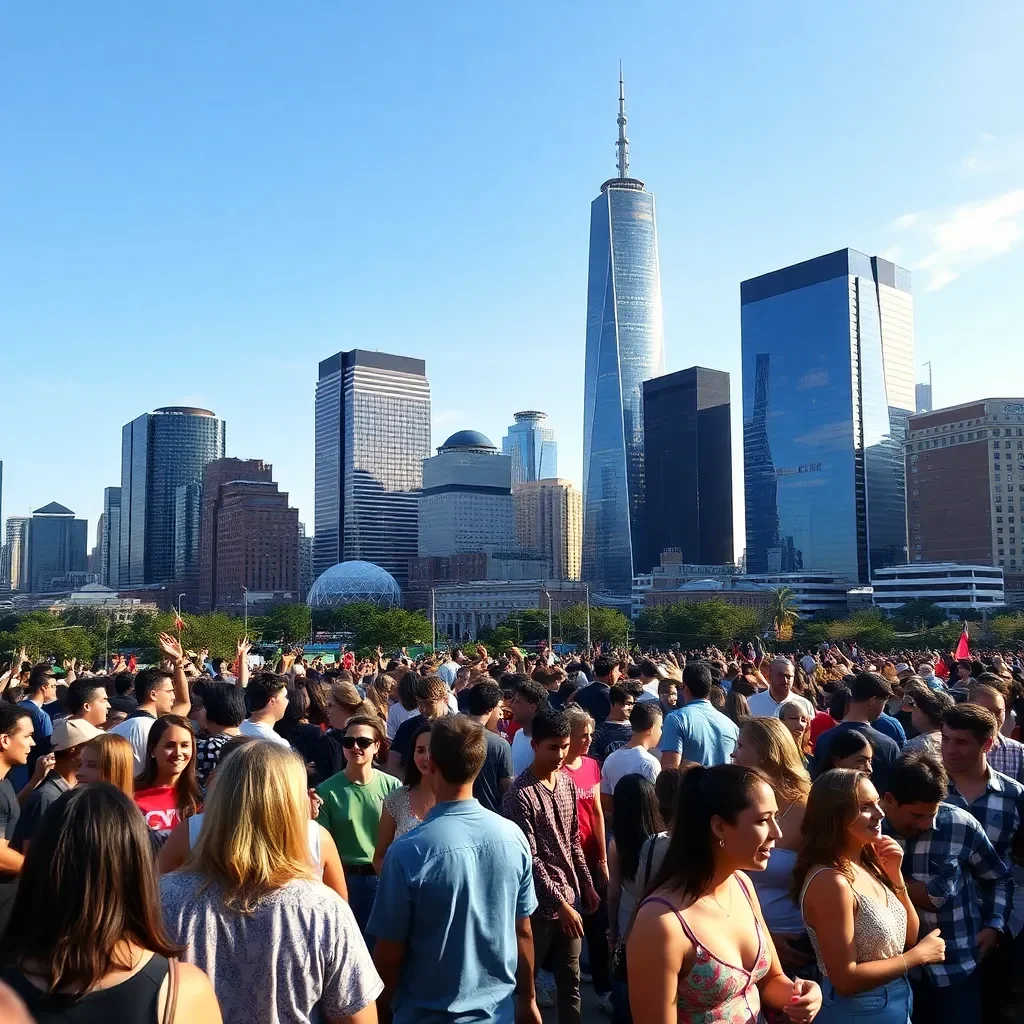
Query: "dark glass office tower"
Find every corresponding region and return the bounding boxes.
[643,368,733,569]
[741,249,914,583]
[101,486,121,588]
[582,70,665,596]
[119,407,226,587]
[25,502,88,593]
[313,349,431,588]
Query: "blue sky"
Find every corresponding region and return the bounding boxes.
[3,2,1023,556]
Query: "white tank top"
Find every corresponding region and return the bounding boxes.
[187,813,324,879]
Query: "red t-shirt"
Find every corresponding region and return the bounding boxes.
[135,785,182,837]
[809,712,837,744]
[561,756,602,866]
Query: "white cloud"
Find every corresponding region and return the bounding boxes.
[887,187,1024,291]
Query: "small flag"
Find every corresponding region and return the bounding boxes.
[174,613,185,632]
[128,653,137,673]
[954,624,970,661]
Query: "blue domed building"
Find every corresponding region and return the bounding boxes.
[306,560,402,609]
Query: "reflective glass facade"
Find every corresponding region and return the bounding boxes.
[502,411,557,485]
[119,408,226,586]
[741,250,913,583]
[643,368,733,571]
[314,350,430,588]
[26,504,88,593]
[582,181,665,595]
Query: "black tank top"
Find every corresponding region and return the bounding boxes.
[0,953,169,1023]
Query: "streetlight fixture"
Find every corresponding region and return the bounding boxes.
[177,593,186,624]
[430,587,436,653]
[585,583,591,651]
[542,589,553,653]
[242,586,248,636]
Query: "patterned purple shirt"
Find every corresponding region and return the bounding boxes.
[503,769,593,919]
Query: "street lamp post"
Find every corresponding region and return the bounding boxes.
[242,586,248,636]
[430,587,436,652]
[543,589,553,652]
[585,583,591,651]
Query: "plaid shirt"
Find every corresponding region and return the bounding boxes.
[945,766,1024,868]
[889,802,1011,987]
[502,769,593,920]
[988,735,1024,785]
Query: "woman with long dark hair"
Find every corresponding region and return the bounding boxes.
[815,729,873,776]
[0,784,220,1022]
[627,764,821,1024]
[795,768,944,1022]
[372,719,435,873]
[607,774,662,944]
[134,716,201,848]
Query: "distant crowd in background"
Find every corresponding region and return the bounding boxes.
[0,631,1021,1023]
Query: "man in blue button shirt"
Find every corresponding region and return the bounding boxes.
[660,662,739,768]
[369,715,540,1024]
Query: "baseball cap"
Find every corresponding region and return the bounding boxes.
[50,718,103,752]
[895,663,911,675]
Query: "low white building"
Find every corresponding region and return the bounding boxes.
[741,573,853,617]
[871,563,1004,613]
[432,579,589,641]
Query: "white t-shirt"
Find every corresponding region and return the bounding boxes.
[511,728,534,775]
[746,689,814,721]
[600,745,660,794]
[638,681,661,704]
[386,703,419,741]
[239,718,292,748]
[109,714,155,773]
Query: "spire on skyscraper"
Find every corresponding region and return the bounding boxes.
[616,60,629,179]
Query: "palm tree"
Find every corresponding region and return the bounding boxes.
[770,587,801,641]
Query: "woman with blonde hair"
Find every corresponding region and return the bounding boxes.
[78,733,135,797]
[795,767,943,1023]
[778,699,814,762]
[160,739,381,1022]
[732,717,814,977]
[157,739,348,901]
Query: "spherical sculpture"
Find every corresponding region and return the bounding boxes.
[306,560,402,610]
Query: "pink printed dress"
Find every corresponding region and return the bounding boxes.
[640,875,771,1024]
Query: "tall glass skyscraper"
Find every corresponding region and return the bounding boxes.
[313,349,431,588]
[119,407,226,587]
[581,70,665,596]
[502,411,557,486]
[741,249,914,583]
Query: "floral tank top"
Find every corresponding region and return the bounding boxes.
[640,874,771,1024]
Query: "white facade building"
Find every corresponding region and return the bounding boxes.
[871,563,1004,613]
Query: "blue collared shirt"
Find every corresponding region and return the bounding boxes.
[660,699,739,767]
[888,802,1011,987]
[367,798,537,1023]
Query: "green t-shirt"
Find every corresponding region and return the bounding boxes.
[316,769,401,865]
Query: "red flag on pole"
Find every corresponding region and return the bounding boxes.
[174,613,185,633]
[954,624,970,661]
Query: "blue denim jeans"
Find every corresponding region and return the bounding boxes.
[819,976,912,1023]
[346,873,379,938]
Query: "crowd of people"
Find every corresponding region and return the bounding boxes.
[0,633,1021,1023]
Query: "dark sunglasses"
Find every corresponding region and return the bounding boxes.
[342,736,375,750]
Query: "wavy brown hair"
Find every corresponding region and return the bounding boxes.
[791,768,893,902]
[134,714,201,820]
[739,717,810,803]
[0,784,181,991]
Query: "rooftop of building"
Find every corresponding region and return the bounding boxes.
[740,248,911,305]
[909,398,1024,430]
[154,406,217,417]
[438,430,497,453]
[32,501,75,517]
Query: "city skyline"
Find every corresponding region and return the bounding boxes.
[2,5,1022,555]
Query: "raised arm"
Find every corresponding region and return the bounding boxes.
[158,633,192,717]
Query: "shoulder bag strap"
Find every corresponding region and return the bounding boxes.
[162,956,179,1024]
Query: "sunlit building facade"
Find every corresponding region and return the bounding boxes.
[742,249,914,584]
[313,349,430,588]
[582,74,665,597]
[502,411,557,486]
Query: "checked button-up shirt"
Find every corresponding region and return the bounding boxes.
[889,802,1011,987]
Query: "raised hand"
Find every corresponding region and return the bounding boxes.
[157,632,184,663]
